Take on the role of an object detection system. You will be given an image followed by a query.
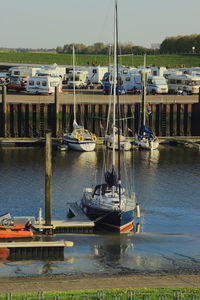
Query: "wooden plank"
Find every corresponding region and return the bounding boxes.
[0,240,73,248]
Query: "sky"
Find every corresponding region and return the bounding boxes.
[1,0,200,49]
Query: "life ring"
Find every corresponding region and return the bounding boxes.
[78,135,84,142]
[92,136,97,142]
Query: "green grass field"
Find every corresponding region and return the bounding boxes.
[0,51,200,68]
[2,288,200,300]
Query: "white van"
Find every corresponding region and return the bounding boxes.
[167,74,200,94]
[147,76,168,94]
[26,76,62,94]
[122,72,168,94]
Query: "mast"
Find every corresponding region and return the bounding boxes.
[112,0,117,174]
[115,0,121,203]
[140,54,147,135]
[72,46,76,123]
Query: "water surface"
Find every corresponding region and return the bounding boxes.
[0,145,200,277]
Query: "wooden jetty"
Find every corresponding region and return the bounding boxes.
[34,203,95,234]
[0,240,73,249]
[0,240,73,260]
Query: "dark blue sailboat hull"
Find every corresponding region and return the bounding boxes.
[84,205,134,232]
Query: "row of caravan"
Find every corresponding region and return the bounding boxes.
[102,66,200,95]
[4,64,200,95]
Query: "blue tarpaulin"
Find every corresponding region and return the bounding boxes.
[144,126,154,137]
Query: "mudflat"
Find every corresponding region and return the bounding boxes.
[0,274,199,293]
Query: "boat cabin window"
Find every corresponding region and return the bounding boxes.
[42,81,47,86]
[29,80,34,86]
[36,81,41,86]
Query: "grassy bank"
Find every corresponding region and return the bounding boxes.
[0,51,200,67]
[2,288,200,299]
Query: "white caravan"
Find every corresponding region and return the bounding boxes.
[26,76,62,94]
[167,74,200,94]
[122,70,168,94]
[80,66,108,84]
[67,70,88,88]
[36,64,66,82]
[9,66,41,77]
[122,72,142,93]
[150,66,167,77]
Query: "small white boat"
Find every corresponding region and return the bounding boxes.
[136,61,159,151]
[105,133,131,151]
[64,123,97,152]
[135,133,159,150]
[63,47,97,152]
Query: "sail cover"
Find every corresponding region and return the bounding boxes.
[105,169,118,187]
[144,126,153,136]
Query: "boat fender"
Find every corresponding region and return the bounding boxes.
[135,222,141,233]
[78,135,84,142]
[92,136,97,142]
[136,203,141,218]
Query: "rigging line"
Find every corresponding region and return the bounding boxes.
[115,0,122,204]
[94,116,134,121]
[72,46,76,123]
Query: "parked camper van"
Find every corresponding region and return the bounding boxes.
[167,74,200,94]
[67,70,88,88]
[78,66,108,85]
[102,72,126,95]
[122,72,142,93]
[26,76,62,94]
[147,76,168,94]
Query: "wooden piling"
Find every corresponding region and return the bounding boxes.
[2,85,7,137]
[45,131,52,227]
[54,86,59,137]
[0,100,200,139]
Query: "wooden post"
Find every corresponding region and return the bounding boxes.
[54,86,59,137]
[199,87,200,103]
[45,131,52,226]
[2,85,7,137]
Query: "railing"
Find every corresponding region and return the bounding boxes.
[1,290,199,300]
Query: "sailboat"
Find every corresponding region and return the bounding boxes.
[81,0,140,232]
[63,47,97,152]
[135,57,159,150]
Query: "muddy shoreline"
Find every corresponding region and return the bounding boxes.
[0,274,200,293]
